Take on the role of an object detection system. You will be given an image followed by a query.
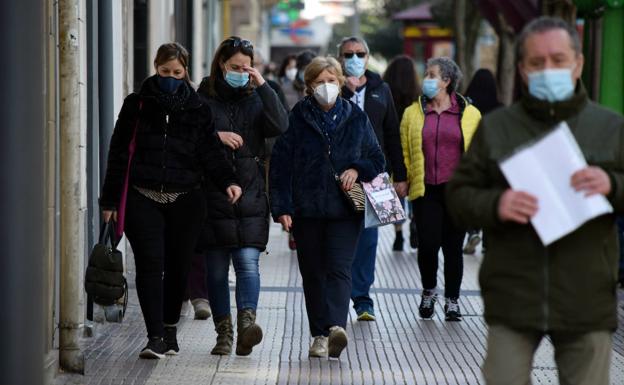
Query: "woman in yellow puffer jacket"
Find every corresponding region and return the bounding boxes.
[400,57,481,322]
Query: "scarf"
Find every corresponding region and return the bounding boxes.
[309,97,346,135]
[154,79,191,113]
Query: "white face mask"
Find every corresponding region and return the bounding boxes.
[285,67,297,81]
[313,83,340,106]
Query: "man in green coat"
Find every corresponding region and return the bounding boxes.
[447,16,624,385]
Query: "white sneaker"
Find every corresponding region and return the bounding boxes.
[180,300,191,317]
[328,326,348,358]
[191,298,211,320]
[308,336,328,358]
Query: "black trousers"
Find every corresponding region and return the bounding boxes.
[293,217,362,337]
[412,184,465,299]
[124,187,206,338]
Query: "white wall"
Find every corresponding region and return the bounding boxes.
[192,0,205,84]
[112,1,124,115]
[148,0,176,73]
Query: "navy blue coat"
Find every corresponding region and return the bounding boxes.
[270,96,385,220]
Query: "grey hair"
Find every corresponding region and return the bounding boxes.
[516,16,582,62]
[426,57,462,94]
[336,36,370,57]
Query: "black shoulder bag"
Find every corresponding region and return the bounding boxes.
[84,221,128,315]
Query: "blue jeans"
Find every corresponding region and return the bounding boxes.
[204,247,261,319]
[350,225,378,312]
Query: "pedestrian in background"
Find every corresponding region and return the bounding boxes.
[100,43,241,359]
[401,56,481,321]
[338,36,408,322]
[270,56,385,358]
[383,55,421,252]
[277,54,297,93]
[447,17,624,385]
[255,50,287,109]
[461,68,503,255]
[181,254,211,320]
[197,36,288,356]
[282,50,316,111]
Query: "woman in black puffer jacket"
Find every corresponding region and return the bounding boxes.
[196,37,288,356]
[100,43,241,360]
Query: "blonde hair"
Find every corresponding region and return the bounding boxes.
[303,56,345,95]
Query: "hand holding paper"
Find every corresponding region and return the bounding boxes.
[571,166,611,197]
[498,122,613,245]
[497,189,539,224]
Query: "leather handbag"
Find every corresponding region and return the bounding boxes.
[322,139,365,213]
[334,173,366,212]
[84,221,128,313]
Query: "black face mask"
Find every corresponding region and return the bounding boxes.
[157,75,184,94]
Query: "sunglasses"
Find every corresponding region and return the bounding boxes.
[227,37,253,51]
[343,52,366,59]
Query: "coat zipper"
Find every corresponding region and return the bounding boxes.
[161,114,169,193]
[434,114,441,184]
[228,119,243,246]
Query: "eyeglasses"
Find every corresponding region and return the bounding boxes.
[226,37,253,51]
[343,52,366,59]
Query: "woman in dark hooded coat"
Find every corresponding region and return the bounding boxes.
[196,36,288,357]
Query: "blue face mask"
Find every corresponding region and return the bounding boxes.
[422,78,440,99]
[344,56,366,77]
[224,70,249,88]
[157,75,184,94]
[527,68,575,102]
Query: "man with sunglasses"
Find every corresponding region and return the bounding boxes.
[337,36,408,322]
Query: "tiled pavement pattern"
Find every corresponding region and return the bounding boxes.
[54,223,624,385]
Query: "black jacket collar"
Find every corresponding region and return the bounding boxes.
[341,70,384,99]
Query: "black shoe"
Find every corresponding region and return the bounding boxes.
[444,298,462,321]
[418,290,437,319]
[139,337,167,359]
[164,326,179,355]
[392,232,404,251]
[409,221,418,249]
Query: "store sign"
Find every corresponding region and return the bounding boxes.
[404,26,453,39]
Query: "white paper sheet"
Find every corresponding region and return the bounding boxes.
[499,122,613,245]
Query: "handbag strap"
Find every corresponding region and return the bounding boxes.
[115,100,143,239]
[127,100,144,160]
[318,127,342,181]
[98,220,118,246]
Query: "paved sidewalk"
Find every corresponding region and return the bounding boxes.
[54,223,624,384]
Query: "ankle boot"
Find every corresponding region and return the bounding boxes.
[210,314,233,355]
[393,231,404,251]
[236,308,263,356]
